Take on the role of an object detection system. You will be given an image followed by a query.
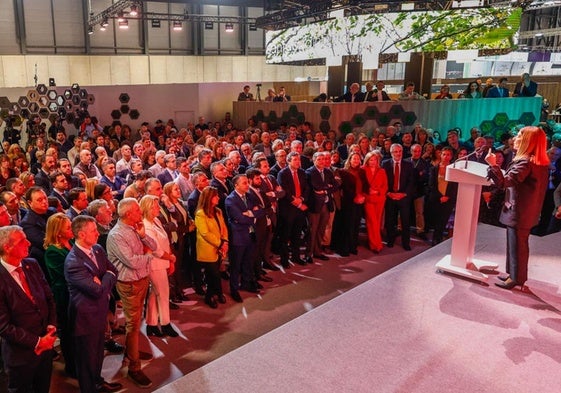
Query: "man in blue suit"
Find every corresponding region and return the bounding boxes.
[382,144,416,251]
[65,215,121,393]
[157,154,178,186]
[486,77,510,98]
[0,226,57,393]
[225,174,262,302]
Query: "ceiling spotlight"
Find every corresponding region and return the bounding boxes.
[225,23,234,32]
[534,32,544,38]
[173,21,183,31]
[101,18,109,27]
[117,12,125,22]
[119,19,129,29]
[88,26,94,35]
[100,23,107,31]
[129,5,138,17]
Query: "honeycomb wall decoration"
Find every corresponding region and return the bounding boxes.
[109,93,140,126]
[0,83,95,130]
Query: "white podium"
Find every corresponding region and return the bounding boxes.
[435,160,499,282]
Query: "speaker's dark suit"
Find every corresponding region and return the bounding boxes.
[334,91,365,102]
[382,159,415,248]
[513,80,537,97]
[488,159,549,284]
[0,258,56,393]
[225,191,261,292]
[65,244,118,393]
[277,166,310,264]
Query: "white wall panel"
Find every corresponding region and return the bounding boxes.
[2,56,27,87]
[68,56,92,86]
[202,57,218,82]
[110,57,132,84]
[232,57,249,82]
[90,56,112,85]
[0,55,326,87]
[149,56,168,84]
[130,57,150,85]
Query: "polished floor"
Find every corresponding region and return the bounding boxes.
[10,231,430,392]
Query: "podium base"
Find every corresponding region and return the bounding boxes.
[435,255,498,283]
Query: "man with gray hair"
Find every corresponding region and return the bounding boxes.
[157,153,178,185]
[107,198,157,388]
[149,150,167,178]
[0,226,57,393]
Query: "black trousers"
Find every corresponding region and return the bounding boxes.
[6,350,52,393]
[385,197,411,247]
[198,260,222,299]
[74,331,105,393]
[506,226,530,284]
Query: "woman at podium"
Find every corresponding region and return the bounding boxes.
[485,126,550,290]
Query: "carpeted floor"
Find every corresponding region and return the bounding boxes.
[37,231,430,392]
[156,224,561,393]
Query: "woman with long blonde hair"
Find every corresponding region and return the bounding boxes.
[44,213,75,377]
[485,126,549,290]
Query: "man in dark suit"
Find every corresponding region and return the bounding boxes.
[49,171,70,211]
[210,161,233,213]
[382,144,415,251]
[256,158,285,271]
[337,133,356,161]
[157,153,178,186]
[225,174,262,302]
[334,82,364,102]
[237,85,255,101]
[66,187,88,220]
[372,80,392,101]
[34,154,56,195]
[486,77,510,98]
[513,73,537,97]
[277,152,310,267]
[65,216,121,393]
[305,152,337,261]
[20,187,56,280]
[0,226,57,393]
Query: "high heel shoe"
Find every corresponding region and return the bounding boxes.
[495,278,519,290]
[146,325,164,337]
[497,275,509,282]
[205,297,218,309]
[161,324,179,337]
[217,294,227,304]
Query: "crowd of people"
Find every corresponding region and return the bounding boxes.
[0,104,559,392]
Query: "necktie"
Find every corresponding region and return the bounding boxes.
[293,170,301,198]
[241,194,248,207]
[393,162,400,192]
[263,176,273,191]
[15,266,34,302]
[89,250,99,269]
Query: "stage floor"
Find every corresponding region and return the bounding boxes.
[156,224,561,393]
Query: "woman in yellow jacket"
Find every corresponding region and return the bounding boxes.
[195,186,229,308]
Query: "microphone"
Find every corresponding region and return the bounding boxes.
[454,146,489,168]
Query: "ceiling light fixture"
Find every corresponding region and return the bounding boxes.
[117,12,125,22]
[119,19,129,29]
[225,23,234,32]
[100,23,107,31]
[88,26,94,35]
[173,21,183,31]
[129,5,138,17]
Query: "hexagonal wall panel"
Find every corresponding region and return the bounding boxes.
[352,114,366,127]
[37,84,48,95]
[493,112,509,127]
[120,105,130,114]
[401,111,417,126]
[9,103,20,115]
[26,90,39,102]
[79,89,88,100]
[111,110,121,120]
[319,106,331,120]
[480,120,494,134]
[57,108,67,119]
[518,112,536,125]
[319,120,331,134]
[71,83,80,94]
[48,102,58,113]
[64,90,72,100]
[29,102,39,113]
[363,106,379,119]
[71,95,80,106]
[39,108,49,119]
[20,108,30,120]
[87,94,95,105]
[38,96,48,108]
[47,90,58,101]
[18,96,29,107]
[0,97,11,109]
[119,93,130,104]
[339,121,353,135]
[129,109,140,120]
